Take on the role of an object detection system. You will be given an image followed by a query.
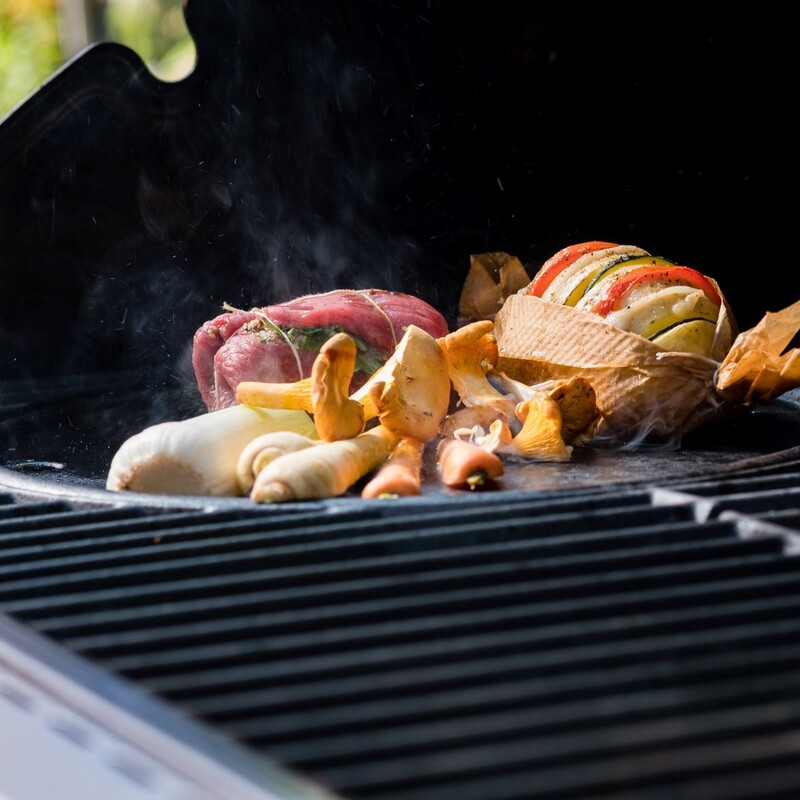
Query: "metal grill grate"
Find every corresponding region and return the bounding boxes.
[2,456,800,799]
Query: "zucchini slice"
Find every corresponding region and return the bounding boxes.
[576,254,676,307]
[649,317,717,357]
[542,245,647,305]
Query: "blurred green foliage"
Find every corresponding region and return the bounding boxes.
[0,0,194,119]
[105,0,195,82]
[0,0,62,117]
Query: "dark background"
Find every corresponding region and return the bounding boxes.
[0,2,794,391]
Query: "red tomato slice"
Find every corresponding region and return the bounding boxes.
[589,265,722,317]
[525,241,618,298]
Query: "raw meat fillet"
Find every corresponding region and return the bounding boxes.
[192,289,449,410]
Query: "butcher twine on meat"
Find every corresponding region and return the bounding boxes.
[192,289,449,410]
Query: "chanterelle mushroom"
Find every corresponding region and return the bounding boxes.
[454,376,600,463]
[437,321,517,436]
[311,332,366,441]
[490,373,600,445]
[235,332,367,441]
[503,395,573,461]
[351,324,451,441]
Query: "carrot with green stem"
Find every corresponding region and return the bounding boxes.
[437,436,503,491]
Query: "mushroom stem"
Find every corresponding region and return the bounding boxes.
[236,378,314,412]
[311,332,365,441]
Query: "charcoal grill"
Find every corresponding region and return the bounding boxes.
[2,3,800,798]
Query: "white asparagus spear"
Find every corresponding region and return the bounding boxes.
[251,423,398,503]
[106,405,317,496]
[235,430,320,495]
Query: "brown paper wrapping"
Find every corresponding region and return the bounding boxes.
[493,295,727,444]
[716,297,800,405]
[457,252,531,326]
[463,251,800,446]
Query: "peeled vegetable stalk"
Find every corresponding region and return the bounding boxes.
[251,423,399,503]
[236,431,320,495]
[106,405,318,496]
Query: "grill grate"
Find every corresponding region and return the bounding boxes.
[2,457,800,799]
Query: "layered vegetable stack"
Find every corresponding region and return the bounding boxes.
[521,241,734,359]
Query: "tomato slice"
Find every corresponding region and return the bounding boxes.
[575,254,676,306]
[524,241,618,298]
[588,265,722,317]
[561,250,665,307]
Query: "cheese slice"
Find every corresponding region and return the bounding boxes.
[604,286,719,343]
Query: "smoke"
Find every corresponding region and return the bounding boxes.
[154,2,501,324]
[27,2,461,458]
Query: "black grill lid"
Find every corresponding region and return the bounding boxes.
[1,3,795,379]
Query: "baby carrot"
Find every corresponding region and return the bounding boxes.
[437,437,503,490]
[361,437,424,499]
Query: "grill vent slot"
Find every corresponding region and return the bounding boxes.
[2,463,800,799]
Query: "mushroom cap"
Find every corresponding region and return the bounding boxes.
[352,324,451,441]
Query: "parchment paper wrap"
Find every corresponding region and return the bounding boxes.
[716,297,800,405]
[464,251,800,446]
[457,252,531,326]
[493,295,727,445]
